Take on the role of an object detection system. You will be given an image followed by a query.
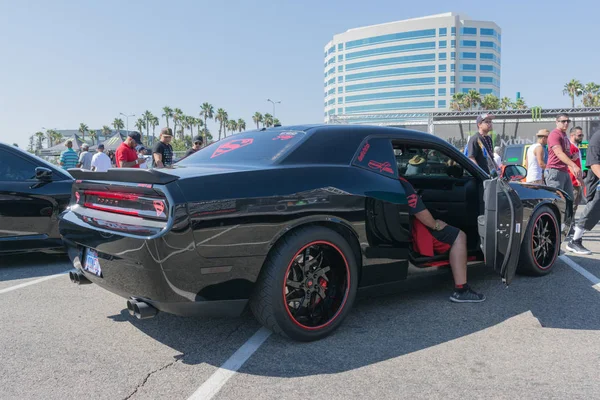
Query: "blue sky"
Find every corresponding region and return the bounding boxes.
[1,0,598,149]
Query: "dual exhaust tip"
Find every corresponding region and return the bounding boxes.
[127,298,158,320]
[69,269,158,320]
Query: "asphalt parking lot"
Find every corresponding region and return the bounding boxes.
[1,224,599,400]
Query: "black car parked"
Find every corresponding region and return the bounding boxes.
[0,142,73,255]
[59,125,572,341]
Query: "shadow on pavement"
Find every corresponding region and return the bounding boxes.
[0,253,71,282]
[111,261,600,377]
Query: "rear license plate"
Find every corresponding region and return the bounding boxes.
[83,248,102,277]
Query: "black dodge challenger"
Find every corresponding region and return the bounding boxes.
[59,125,572,341]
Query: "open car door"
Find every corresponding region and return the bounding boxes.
[478,177,523,285]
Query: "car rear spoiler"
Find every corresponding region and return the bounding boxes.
[67,168,180,184]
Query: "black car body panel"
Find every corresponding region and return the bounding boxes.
[59,125,572,317]
[0,143,73,255]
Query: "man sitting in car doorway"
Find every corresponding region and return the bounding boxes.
[398,175,486,303]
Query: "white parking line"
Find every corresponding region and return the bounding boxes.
[559,255,600,292]
[187,327,272,400]
[0,272,68,295]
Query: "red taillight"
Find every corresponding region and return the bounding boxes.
[76,189,168,220]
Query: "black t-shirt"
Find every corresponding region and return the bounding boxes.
[152,141,173,168]
[184,148,198,158]
[586,132,600,169]
[467,133,493,174]
[399,177,426,215]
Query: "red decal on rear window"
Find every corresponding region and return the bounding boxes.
[273,132,298,141]
[211,138,254,158]
[368,160,394,174]
[358,143,370,161]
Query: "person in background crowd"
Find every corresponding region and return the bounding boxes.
[493,146,502,168]
[59,139,79,170]
[467,113,495,174]
[152,128,174,168]
[183,135,204,159]
[115,132,143,168]
[568,126,585,218]
[566,129,600,255]
[76,143,93,170]
[137,146,151,169]
[544,113,581,201]
[107,150,116,167]
[525,129,548,185]
[91,144,112,172]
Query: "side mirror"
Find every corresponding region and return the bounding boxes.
[35,167,53,181]
[501,164,527,182]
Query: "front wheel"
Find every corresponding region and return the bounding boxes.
[517,205,560,276]
[249,226,358,342]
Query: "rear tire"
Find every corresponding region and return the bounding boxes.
[517,206,560,276]
[249,226,358,342]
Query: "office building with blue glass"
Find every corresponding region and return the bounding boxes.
[324,13,501,121]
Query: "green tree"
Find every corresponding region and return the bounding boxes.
[200,102,214,142]
[563,79,583,108]
[112,118,124,134]
[227,119,238,134]
[162,106,173,129]
[273,118,280,126]
[89,129,98,145]
[150,115,159,141]
[481,94,500,110]
[28,135,35,153]
[102,125,112,139]
[463,89,481,111]
[34,131,45,151]
[253,112,263,129]
[582,82,600,107]
[78,123,89,142]
[143,110,154,143]
[134,118,145,136]
[172,108,184,139]
[237,118,246,132]
[215,108,228,140]
[263,113,274,128]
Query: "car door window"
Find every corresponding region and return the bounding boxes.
[352,137,397,179]
[394,144,471,178]
[0,149,37,181]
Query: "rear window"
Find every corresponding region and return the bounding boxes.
[503,146,523,164]
[176,130,307,166]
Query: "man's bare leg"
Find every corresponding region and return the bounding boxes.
[449,230,467,286]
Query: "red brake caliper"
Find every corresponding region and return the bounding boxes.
[313,277,328,306]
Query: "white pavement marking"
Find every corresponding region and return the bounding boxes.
[559,255,600,292]
[0,272,68,295]
[187,327,272,400]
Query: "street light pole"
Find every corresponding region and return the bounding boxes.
[267,99,281,119]
[119,112,135,135]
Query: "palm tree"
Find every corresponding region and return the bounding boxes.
[450,93,465,143]
[263,113,274,128]
[480,94,500,110]
[78,123,89,142]
[28,135,35,152]
[273,118,281,126]
[195,118,204,136]
[172,108,184,139]
[563,79,583,108]
[237,118,246,132]
[200,103,214,142]
[463,89,481,111]
[582,82,600,107]
[215,108,227,140]
[45,130,54,147]
[227,119,238,135]
[112,118,124,134]
[134,118,145,136]
[253,112,263,129]
[89,129,98,145]
[50,130,62,147]
[102,125,112,139]
[185,116,196,137]
[150,115,159,140]
[162,106,173,129]
[143,110,154,143]
[34,131,45,151]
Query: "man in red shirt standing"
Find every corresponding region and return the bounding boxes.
[115,132,144,168]
[568,127,585,215]
[543,113,581,203]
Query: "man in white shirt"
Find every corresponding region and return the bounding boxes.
[525,129,549,184]
[493,146,502,167]
[91,144,112,172]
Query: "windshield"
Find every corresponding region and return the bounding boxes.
[176,130,308,166]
